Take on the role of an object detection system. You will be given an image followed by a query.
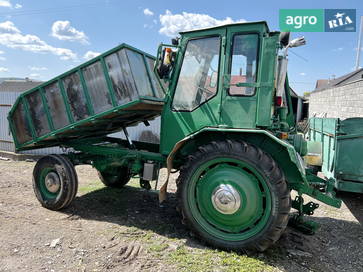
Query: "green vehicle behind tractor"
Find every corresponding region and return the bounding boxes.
[8,21,342,252]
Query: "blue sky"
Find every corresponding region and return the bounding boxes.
[0,0,361,95]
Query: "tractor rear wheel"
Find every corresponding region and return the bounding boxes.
[177,140,291,252]
[33,154,78,210]
[97,167,131,188]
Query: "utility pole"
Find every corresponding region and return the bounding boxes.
[355,16,363,70]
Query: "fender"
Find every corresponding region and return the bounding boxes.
[160,127,341,208]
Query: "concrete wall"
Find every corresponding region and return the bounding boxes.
[309,79,363,119]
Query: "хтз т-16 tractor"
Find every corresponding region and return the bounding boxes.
[8,21,341,252]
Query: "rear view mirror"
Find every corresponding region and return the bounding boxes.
[288,36,306,48]
[156,47,176,79]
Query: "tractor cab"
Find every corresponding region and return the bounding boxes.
[156,21,301,154]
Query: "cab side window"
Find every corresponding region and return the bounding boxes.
[229,34,258,96]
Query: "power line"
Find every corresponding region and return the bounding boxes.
[290,82,313,85]
[289,49,308,62]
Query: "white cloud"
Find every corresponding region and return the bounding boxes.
[0,1,11,8]
[83,50,100,60]
[29,73,40,78]
[299,72,306,76]
[0,21,20,33]
[0,20,77,60]
[28,66,47,71]
[159,10,246,37]
[143,8,154,16]
[51,20,89,44]
[0,66,8,72]
[0,1,22,9]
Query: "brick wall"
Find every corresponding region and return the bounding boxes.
[308,80,363,119]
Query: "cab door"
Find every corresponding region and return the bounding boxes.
[220,26,261,128]
[160,28,226,154]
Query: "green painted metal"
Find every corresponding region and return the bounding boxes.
[142,54,157,97]
[159,27,227,154]
[37,167,59,200]
[289,214,320,235]
[58,80,75,124]
[188,157,271,241]
[309,117,363,193]
[8,43,164,150]
[78,70,94,115]
[7,21,342,216]
[100,57,118,107]
[175,127,306,182]
[291,195,319,216]
[288,134,308,156]
[39,87,55,131]
[160,22,277,154]
[69,141,165,163]
[256,33,279,127]
[22,96,37,140]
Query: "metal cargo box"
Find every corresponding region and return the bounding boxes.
[8,44,165,151]
[309,117,363,193]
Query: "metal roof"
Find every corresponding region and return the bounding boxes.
[179,21,270,34]
[314,68,363,91]
[0,79,42,93]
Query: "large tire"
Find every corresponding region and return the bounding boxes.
[33,154,78,210]
[177,140,291,252]
[97,167,131,188]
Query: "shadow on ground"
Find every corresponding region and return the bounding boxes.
[338,191,363,225]
[62,185,363,272]
[66,185,186,237]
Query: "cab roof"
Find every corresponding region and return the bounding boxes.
[179,21,271,35]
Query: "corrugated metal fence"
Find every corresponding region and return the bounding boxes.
[1,92,64,155]
[0,92,161,155]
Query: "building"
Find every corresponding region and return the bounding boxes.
[0,78,43,93]
[0,78,59,155]
[308,68,363,119]
[314,68,363,91]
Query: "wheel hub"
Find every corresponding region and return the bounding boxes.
[211,184,241,214]
[44,172,60,193]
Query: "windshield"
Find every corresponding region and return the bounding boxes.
[172,36,220,111]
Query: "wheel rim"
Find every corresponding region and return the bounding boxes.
[211,184,241,215]
[38,167,60,200]
[187,158,272,241]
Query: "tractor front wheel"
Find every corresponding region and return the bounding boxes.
[33,155,78,210]
[177,140,291,252]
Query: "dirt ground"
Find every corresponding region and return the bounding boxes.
[0,160,362,272]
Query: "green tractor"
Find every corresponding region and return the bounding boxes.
[8,21,341,252]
